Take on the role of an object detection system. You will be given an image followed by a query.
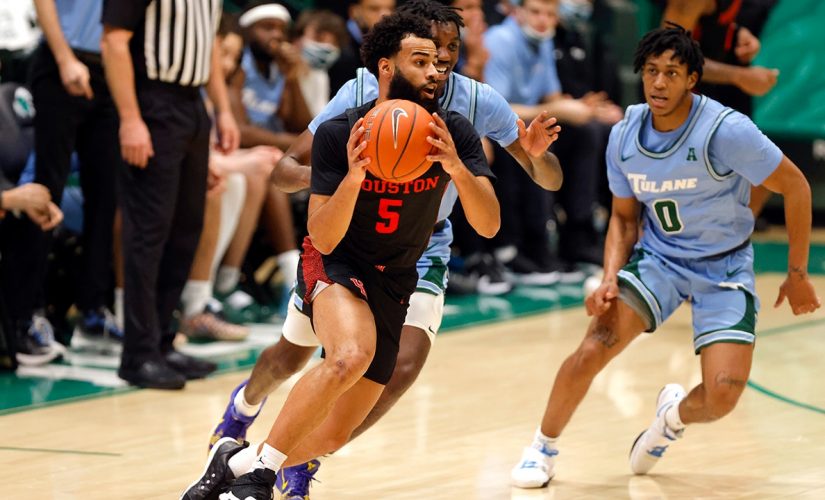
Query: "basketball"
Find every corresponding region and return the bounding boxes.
[363,99,435,183]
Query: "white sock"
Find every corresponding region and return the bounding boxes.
[213,173,246,276]
[234,385,263,417]
[216,266,241,294]
[114,287,124,330]
[532,428,558,453]
[664,401,685,431]
[181,280,212,318]
[228,445,259,477]
[276,249,300,287]
[253,443,287,472]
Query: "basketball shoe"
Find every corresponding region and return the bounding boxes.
[219,468,276,500]
[210,380,266,450]
[275,459,320,499]
[510,443,558,488]
[71,307,124,353]
[180,437,249,500]
[629,383,687,474]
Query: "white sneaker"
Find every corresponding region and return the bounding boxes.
[511,445,558,488]
[629,383,686,475]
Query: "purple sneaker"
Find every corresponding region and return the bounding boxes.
[275,459,320,500]
[209,380,267,450]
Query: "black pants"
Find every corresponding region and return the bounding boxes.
[0,44,119,324]
[119,81,209,368]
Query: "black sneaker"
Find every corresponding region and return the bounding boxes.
[219,468,276,500]
[465,253,513,295]
[165,350,218,380]
[181,437,249,500]
[503,253,561,286]
[71,307,123,354]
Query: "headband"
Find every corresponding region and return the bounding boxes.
[239,4,292,28]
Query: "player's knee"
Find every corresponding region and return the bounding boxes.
[324,346,373,382]
[705,383,743,419]
[387,354,424,395]
[572,340,610,375]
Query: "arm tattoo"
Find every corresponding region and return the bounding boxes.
[789,265,807,278]
[715,372,747,389]
[591,324,619,348]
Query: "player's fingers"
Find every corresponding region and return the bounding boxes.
[517,118,527,137]
[426,135,448,151]
[774,288,786,308]
[349,118,365,139]
[353,157,370,170]
[430,112,447,127]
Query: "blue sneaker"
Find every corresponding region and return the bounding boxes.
[209,380,266,450]
[15,313,66,366]
[71,307,124,354]
[275,460,320,500]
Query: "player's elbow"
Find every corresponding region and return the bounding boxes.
[473,214,501,239]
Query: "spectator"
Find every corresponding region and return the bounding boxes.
[292,9,348,116]
[101,0,239,389]
[327,0,395,94]
[0,0,40,83]
[482,0,621,278]
[448,0,488,81]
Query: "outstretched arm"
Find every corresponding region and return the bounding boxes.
[760,156,821,314]
[504,111,563,191]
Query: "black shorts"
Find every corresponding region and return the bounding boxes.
[296,237,417,385]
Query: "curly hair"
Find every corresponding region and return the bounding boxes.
[360,12,434,76]
[398,0,465,32]
[634,22,705,82]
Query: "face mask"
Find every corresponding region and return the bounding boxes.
[559,0,593,23]
[521,24,555,44]
[302,39,341,70]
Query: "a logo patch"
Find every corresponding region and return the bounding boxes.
[391,107,408,149]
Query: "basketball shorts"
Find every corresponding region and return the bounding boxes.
[294,239,417,385]
[616,243,759,354]
[283,220,452,348]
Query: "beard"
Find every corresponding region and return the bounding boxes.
[387,67,440,113]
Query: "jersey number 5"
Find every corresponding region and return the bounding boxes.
[652,199,683,234]
[376,198,403,234]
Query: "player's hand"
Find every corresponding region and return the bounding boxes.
[735,66,779,96]
[585,279,619,317]
[215,111,240,154]
[119,117,154,168]
[775,271,821,315]
[346,117,370,182]
[735,27,761,63]
[58,57,93,99]
[426,112,462,175]
[25,200,63,231]
[517,111,560,158]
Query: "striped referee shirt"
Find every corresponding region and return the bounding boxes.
[102,0,222,87]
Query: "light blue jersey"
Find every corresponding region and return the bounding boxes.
[308,68,519,293]
[240,48,285,131]
[483,17,561,105]
[607,93,781,259]
[56,0,103,53]
[608,94,782,352]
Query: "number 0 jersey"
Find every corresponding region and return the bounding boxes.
[606,94,782,259]
[311,100,494,268]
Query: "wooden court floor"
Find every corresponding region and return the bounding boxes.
[1,274,823,499]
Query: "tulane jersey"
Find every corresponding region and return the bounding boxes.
[309,68,519,222]
[607,94,782,259]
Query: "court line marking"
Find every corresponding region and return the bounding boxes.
[747,317,825,415]
[0,446,121,457]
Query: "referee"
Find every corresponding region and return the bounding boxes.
[102,0,239,389]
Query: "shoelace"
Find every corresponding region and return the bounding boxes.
[285,467,320,495]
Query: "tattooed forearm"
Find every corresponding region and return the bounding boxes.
[789,265,807,278]
[591,324,618,348]
[715,372,747,388]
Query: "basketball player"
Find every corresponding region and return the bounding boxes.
[182,12,499,499]
[207,1,563,496]
[511,23,821,488]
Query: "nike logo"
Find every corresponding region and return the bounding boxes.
[391,107,408,149]
[621,152,635,161]
[427,326,436,335]
[725,266,742,278]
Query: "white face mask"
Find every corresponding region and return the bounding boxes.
[521,24,555,44]
[301,39,341,70]
[559,0,593,23]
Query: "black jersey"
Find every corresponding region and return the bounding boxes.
[311,100,494,268]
